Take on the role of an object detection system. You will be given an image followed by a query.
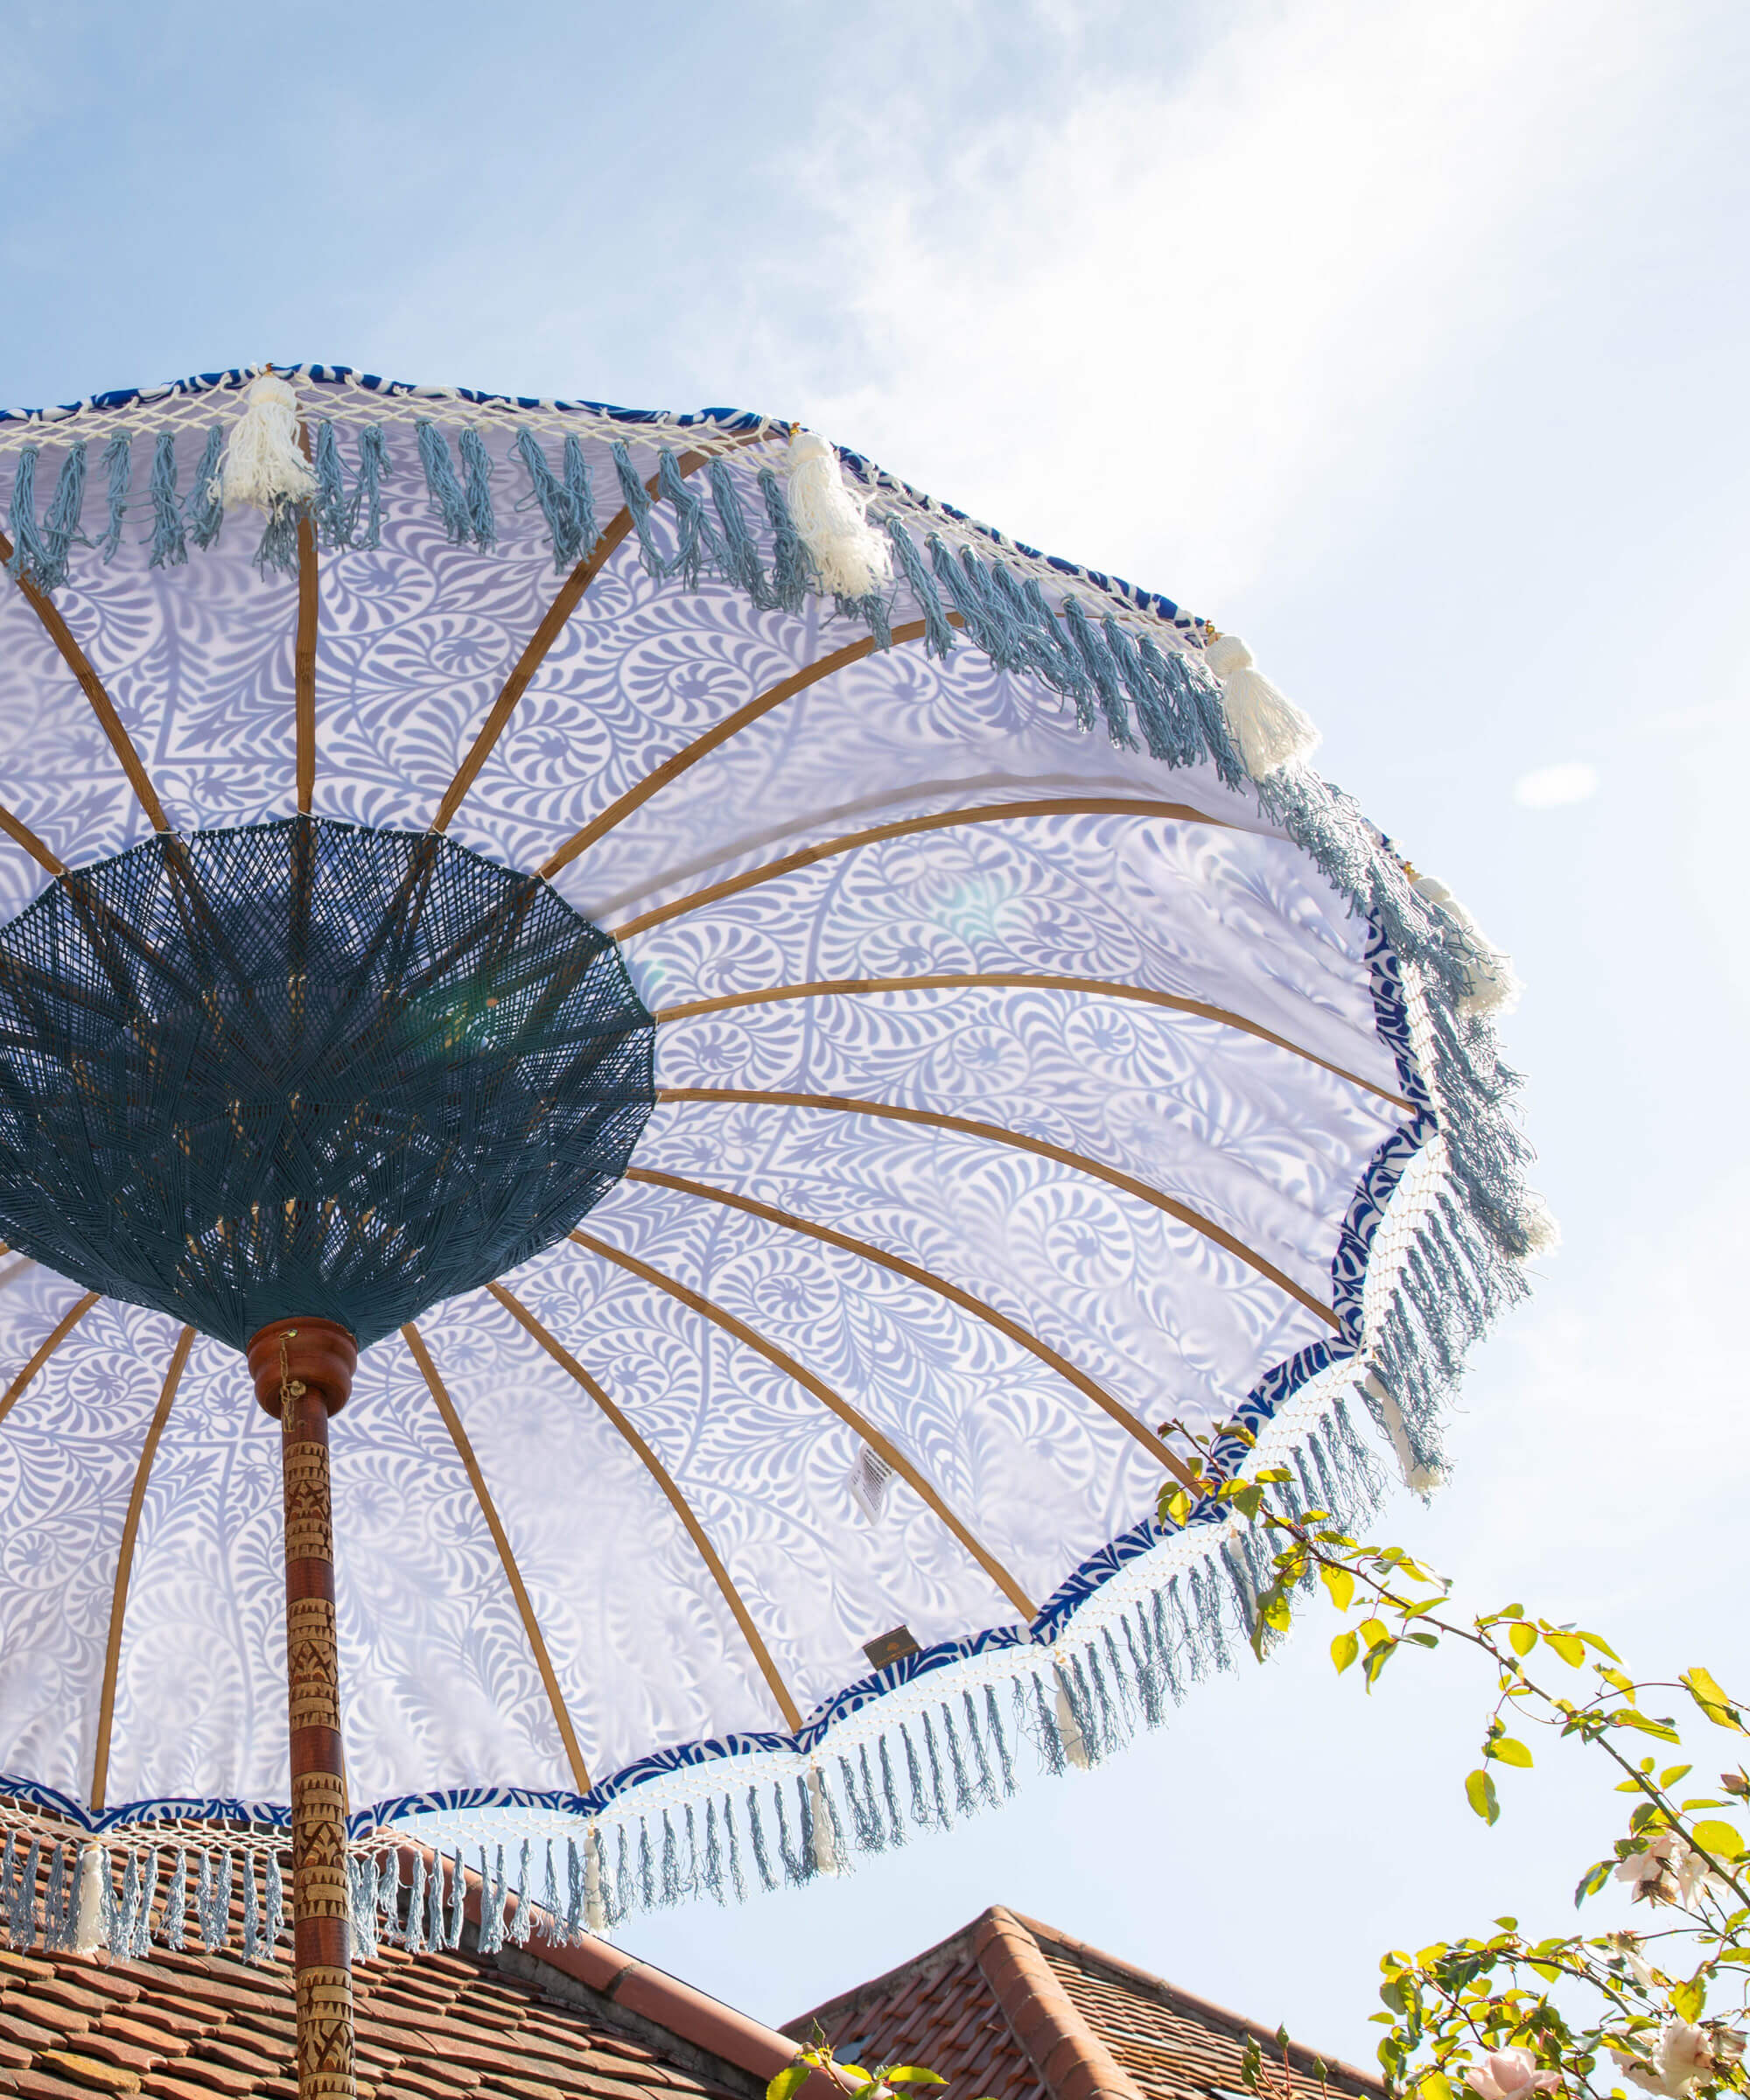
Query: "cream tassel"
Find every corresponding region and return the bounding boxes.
[1513,1192,1562,1261]
[1411,872,1521,1018]
[1363,1372,1445,1495]
[784,430,892,598]
[219,374,317,514]
[1203,633,1320,779]
[72,1841,108,1955]
[583,1825,606,1935]
[806,1768,843,1876]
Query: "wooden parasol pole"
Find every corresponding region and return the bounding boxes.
[248,1318,359,2100]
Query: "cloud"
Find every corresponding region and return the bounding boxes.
[1514,762,1600,808]
[723,0,1673,612]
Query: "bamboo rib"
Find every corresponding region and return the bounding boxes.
[0,1291,102,1432]
[484,1285,804,1732]
[607,796,1226,942]
[655,1087,1342,1331]
[402,1321,592,1792]
[433,432,780,837]
[538,618,960,880]
[0,529,169,832]
[568,1229,1039,1621]
[90,1325,194,1812]
[626,1166,1201,1491]
[654,972,1414,1111]
[0,800,66,878]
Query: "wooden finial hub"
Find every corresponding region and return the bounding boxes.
[247,1318,358,1418]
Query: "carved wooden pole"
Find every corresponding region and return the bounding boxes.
[248,1318,358,2100]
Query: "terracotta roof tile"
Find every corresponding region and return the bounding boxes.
[786,1910,1383,2100]
[0,1836,787,2100]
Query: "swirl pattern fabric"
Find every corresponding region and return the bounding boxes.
[0,374,1506,1850]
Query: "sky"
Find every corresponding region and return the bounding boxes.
[4,0,1749,2071]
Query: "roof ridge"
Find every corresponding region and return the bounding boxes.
[1010,1914,1382,2096]
[971,1907,1145,2100]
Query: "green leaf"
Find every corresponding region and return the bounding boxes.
[1488,1737,1534,1769]
[1612,1711,1682,1743]
[1683,1668,1746,1732]
[1320,1564,1355,1613]
[1543,1632,1584,1668]
[1332,1630,1360,1675]
[1689,1818,1744,1861]
[884,2073,948,2086]
[1508,1622,1537,1656]
[1359,1617,1390,1650]
[1362,1639,1396,1689]
[1160,1488,1192,1530]
[1466,1769,1501,1825]
[1672,1980,1705,2022]
[1573,1860,1612,1906]
[767,2065,812,2100]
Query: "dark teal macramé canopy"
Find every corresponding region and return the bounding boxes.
[0,816,654,1348]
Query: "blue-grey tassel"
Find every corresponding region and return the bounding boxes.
[878,1734,906,1844]
[985,1685,1016,1795]
[926,536,1001,661]
[416,422,472,546]
[1102,616,1179,763]
[920,1711,951,1826]
[253,493,303,578]
[0,1835,15,1942]
[565,1838,584,1941]
[242,1853,261,1963]
[992,563,1075,692]
[844,589,892,649]
[458,428,496,550]
[375,1850,398,1945]
[838,1751,880,1853]
[312,424,351,550]
[186,429,225,552]
[759,466,812,612]
[657,448,723,591]
[745,1786,776,1893]
[97,434,131,564]
[614,1826,633,1922]
[941,1704,976,1816]
[347,1856,374,1963]
[1136,634,1213,771]
[637,1819,656,1911]
[515,428,584,571]
[703,1802,725,1902]
[424,1850,442,1951]
[41,1839,69,1952]
[404,1852,426,1956]
[6,449,52,586]
[354,425,388,550]
[445,1850,466,1949]
[794,1777,817,1883]
[1063,597,1137,749]
[265,1852,284,1952]
[108,1848,135,1961]
[10,1836,41,1950]
[611,442,664,578]
[659,1813,682,1908]
[884,518,956,657]
[563,435,598,559]
[148,434,187,569]
[902,1724,929,1825]
[708,458,770,608]
[772,1782,804,1886]
[507,1839,533,1946]
[962,1690,998,1808]
[478,1844,506,1953]
[541,1840,560,1928]
[724,1796,746,1904]
[1031,1671,1068,1776]
[165,1848,187,1952]
[213,1848,234,1952]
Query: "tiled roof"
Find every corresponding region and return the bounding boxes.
[0,1845,796,2100]
[785,1908,1383,2100]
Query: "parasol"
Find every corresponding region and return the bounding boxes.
[0,366,1545,2098]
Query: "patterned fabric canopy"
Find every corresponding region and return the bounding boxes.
[0,367,1539,1929]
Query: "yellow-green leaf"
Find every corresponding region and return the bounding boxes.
[1683,1668,1746,1732]
[1544,1631,1584,1668]
[1418,2076,1455,2100]
[1489,1737,1534,1769]
[1466,1769,1501,1825]
[768,2065,812,2100]
[1689,1819,1745,1861]
[1359,1616,1390,1650]
[1333,1630,1360,1675]
[1161,1488,1192,1530]
[1508,1622,1536,1656]
[1673,1980,1705,2022]
[1320,1564,1355,1613]
[885,2073,948,2087]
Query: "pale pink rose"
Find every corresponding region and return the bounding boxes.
[1613,2020,1740,2097]
[1614,1834,1726,1908]
[1464,2048,1559,2100]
